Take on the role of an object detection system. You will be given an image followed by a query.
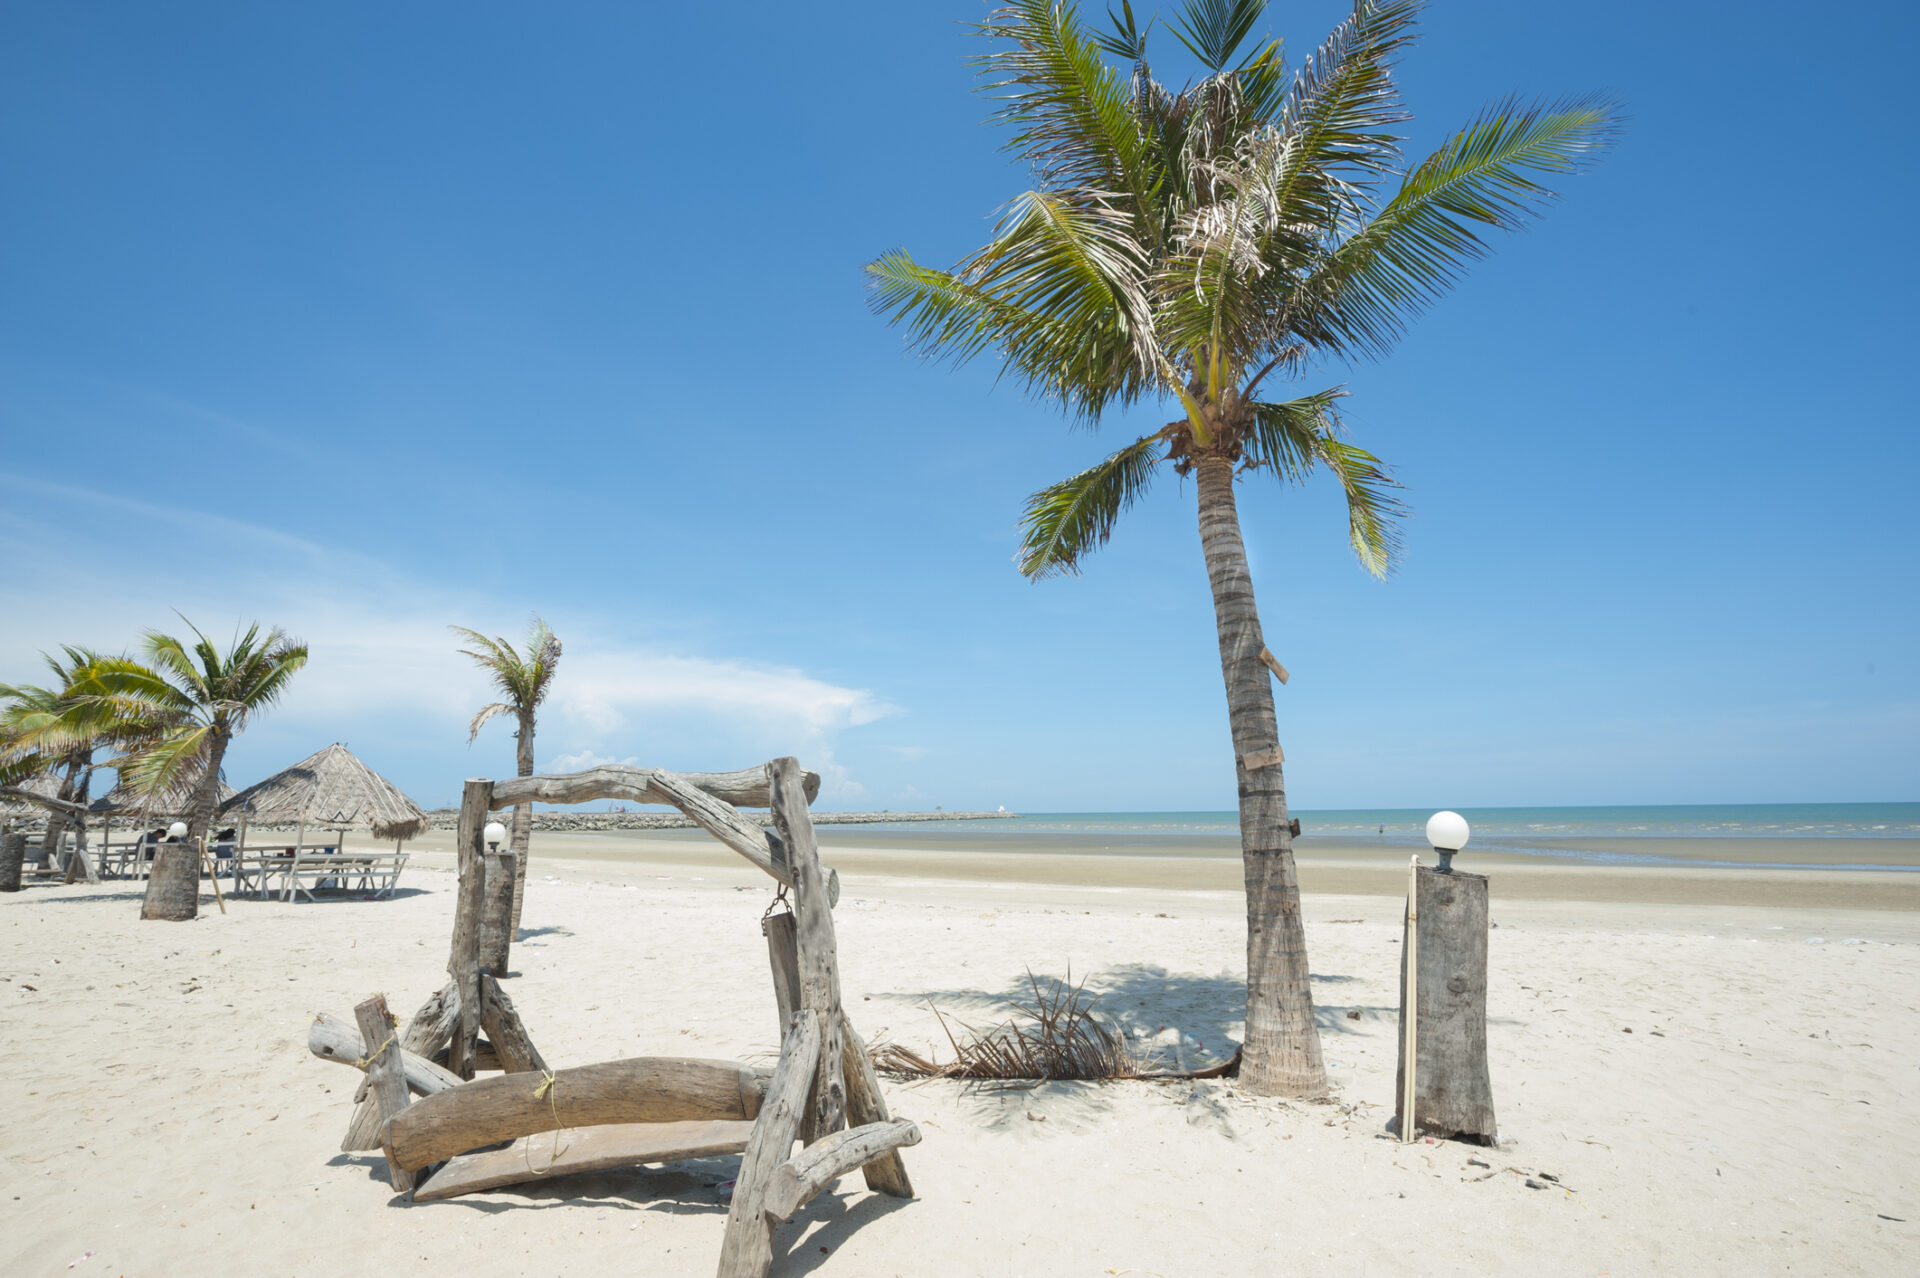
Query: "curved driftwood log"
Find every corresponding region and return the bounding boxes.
[310,1013,464,1097]
[488,764,819,813]
[382,1056,768,1172]
[718,1012,821,1278]
[764,1119,922,1222]
[411,1119,756,1203]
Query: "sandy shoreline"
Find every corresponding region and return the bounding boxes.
[5,844,1917,1276]
[385,828,1920,911]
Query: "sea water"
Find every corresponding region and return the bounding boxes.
[819,803,1920,872]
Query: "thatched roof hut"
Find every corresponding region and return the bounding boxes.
[222,744,428,842]
[91,777,238,819]
[0,772,62,822]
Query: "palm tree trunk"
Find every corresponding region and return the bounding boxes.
[1194,456,1328,1098]
[508,714,534,935]
[37,760,82,866]
[140,733,227,922]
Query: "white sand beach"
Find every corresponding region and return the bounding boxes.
[4,838,1916,1277]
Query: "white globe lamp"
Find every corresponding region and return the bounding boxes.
[167,820,189,841]
[483,821,508,850]
[1426,810,1470,873]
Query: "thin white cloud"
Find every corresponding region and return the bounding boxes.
[0,476,897,795]
[551,651,897,736]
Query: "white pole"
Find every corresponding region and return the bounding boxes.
[1401,854,1420,1143]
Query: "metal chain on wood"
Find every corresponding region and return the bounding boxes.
[760,881,790,929]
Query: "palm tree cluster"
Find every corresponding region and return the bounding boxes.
[0,618,308,919]
[869,0,1617,1094]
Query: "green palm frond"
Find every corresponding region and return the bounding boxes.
[1094,0,1152,61]
[1167,0,1266,72]
[978,1,1158,209]
[143,630,214,705]
[1017,432,1165,577]
[1296,93,1622,358]
[868,194,1157,419]
[454,618,563,738]
[1243,388,1347,482]
[1247,392,1405,575]
[126,723,211,798]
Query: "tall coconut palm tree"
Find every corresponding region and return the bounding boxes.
[453,617,562,935]
[868,0,1617,1095]
[80,621,309,920]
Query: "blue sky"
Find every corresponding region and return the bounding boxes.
[2,1,1914,811]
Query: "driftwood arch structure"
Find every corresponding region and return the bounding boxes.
[307,757,919,1278]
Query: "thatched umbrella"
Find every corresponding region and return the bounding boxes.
[90,776,240,860]
[0,773,62,824]
[221,743,428,854]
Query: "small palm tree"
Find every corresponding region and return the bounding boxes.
[453,618,562,934]
[0,647,155,877]
[869,0,1616,1095]
[83,621,309,920]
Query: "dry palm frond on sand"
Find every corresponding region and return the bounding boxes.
[871,970,1156,1082]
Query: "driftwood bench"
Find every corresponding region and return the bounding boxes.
[306,758,921,1278]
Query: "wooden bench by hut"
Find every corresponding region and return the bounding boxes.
[306,756,920,1278]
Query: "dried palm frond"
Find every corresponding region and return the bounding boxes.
[874,969,1156,1082]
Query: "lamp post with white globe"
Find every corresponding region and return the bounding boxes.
[1395,808,1496,1145]
[1426,810,1470,874]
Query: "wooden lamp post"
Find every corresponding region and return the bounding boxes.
[1395,810,1497,1144]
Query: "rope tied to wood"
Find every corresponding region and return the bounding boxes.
[353,1029,396,1071]
[523,1070,572,1175]
[352,1009,400,1069]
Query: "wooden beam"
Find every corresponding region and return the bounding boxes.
[412,1119,755,1203]
[1258,645,1289,685]
[763,911,801,1041]
[341,983,459,1151]
[382,1056,768,1172]
[717,1012,821,1278]
[770,757,846,1141]
[763,1119,922,1222]
[650,768,789,883]
[353,994,416,1193]
[839,1015,913,1198]
[309,1013,463,1097]
[478,972,548,1074]
[487,763,820,812]
[447,778,493,1079]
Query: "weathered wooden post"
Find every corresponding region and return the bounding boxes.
[354,993,416,1193]
[0,830,24,892]
[1394,812,1496,1144]
[447,779,494,1079]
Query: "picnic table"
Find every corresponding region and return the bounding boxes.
[234,848,409,902]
